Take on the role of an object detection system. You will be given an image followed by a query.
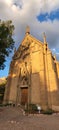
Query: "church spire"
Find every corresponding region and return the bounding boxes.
[43,32,48,53]
[43,32,46,43]
[25,26,30,35]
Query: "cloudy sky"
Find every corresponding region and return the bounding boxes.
[0,0,59,77]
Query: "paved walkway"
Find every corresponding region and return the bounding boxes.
[0,107,59,130]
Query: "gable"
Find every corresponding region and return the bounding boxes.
[21,34,43,47]
[13,34,43,60]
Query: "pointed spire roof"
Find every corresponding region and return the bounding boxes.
[43,32,47,43]
[25,26,30,35]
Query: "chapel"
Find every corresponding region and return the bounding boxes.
[4,26,59,111]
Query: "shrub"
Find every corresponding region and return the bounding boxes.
[0,104,3,107]
[41,109,54,115]
[3,103,12,106]
[24,103,39,114]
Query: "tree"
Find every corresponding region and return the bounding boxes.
[0,20,15,70]
[0,77,7,104]
[0,79,7,104]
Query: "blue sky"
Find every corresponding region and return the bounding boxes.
[0,0,59,78]
[37,9,59,22]
[0,61,10,78]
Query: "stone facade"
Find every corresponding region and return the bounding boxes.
[4,27,59,111]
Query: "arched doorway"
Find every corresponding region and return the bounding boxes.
[21,87,28,105]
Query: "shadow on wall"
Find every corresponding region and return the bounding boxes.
[3,69,59,112]
[38,72,59,111]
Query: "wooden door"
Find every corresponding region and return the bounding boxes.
[21,87,28,105]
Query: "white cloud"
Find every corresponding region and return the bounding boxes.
[0,0,59,59]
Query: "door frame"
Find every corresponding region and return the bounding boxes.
[20,86,28,105]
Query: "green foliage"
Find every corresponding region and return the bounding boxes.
[0,86,5,94]
[0,104,3,107]
[0,82,6,87]
[3,103,12,106]
[0,81,6,104]
[0,103,12,107]
[41,109,54,115]
[0,20,15,69]
[24,104,39,114]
